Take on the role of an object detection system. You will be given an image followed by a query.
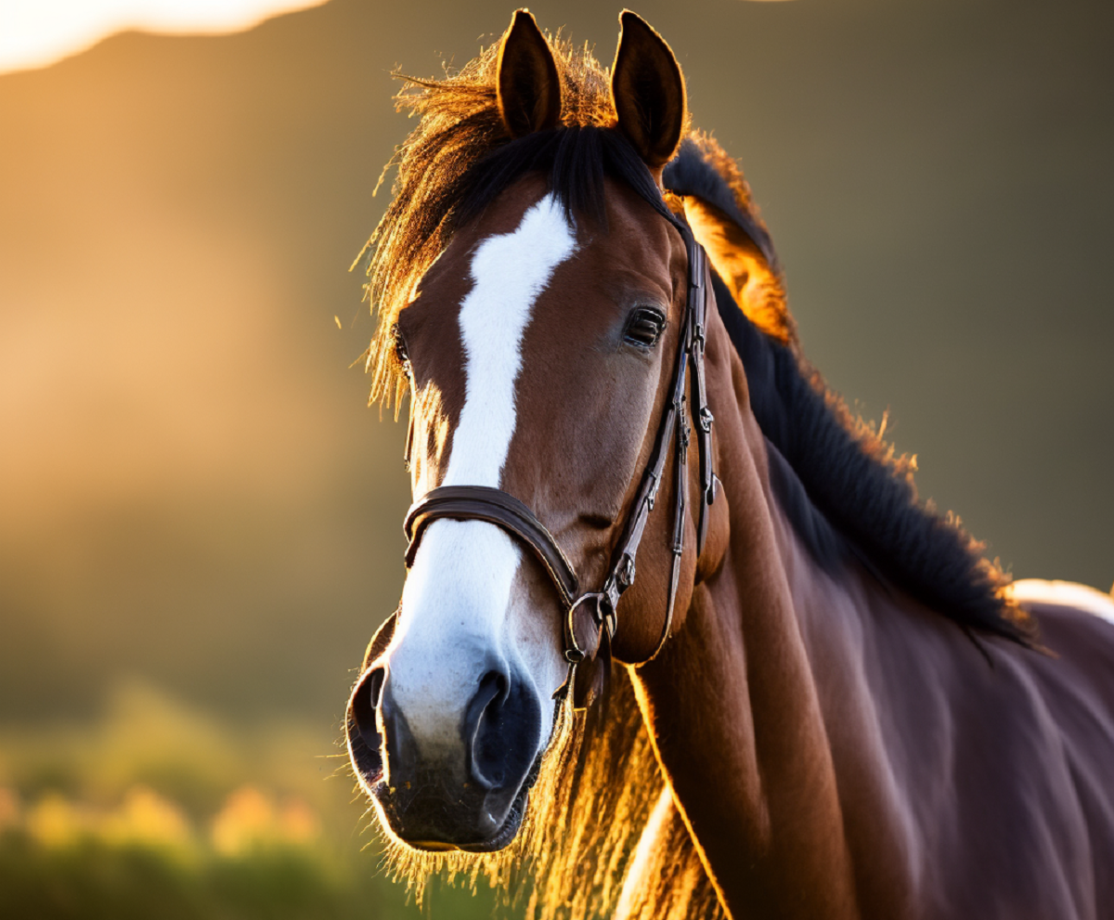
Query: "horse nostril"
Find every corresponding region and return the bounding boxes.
[354,667,385,743]
[465,670,510,790]
[347,666,386,783]
[366,668,386,709]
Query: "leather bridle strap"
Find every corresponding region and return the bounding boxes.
[401,216,716,708]
[404,486,580,609]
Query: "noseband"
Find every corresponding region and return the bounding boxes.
[402,216,717,710]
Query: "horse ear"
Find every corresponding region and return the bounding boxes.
[497,10,562,138]
[611,11,687,173]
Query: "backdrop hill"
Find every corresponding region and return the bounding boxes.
[1,0,1111,735]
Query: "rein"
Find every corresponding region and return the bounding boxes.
[402,214,717,710]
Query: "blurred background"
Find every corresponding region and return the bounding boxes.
[1,0,1111,916]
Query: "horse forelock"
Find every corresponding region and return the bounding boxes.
[360,36,681,414]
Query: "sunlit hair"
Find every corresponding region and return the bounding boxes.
[370,674,723,920]
[358,37,612,410]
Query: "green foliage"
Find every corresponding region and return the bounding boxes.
[0,681,504,920]
[0,827,419,920]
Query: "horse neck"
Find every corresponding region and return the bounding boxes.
[631,329,895,919]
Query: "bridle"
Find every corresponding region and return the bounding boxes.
[401,212,718,710]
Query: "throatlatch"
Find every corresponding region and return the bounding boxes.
[402,217,717,710]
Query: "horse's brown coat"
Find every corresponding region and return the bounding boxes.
[627,271,1114,915]
[350,11,1114,919]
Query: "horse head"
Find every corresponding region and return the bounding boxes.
[344,10,732,853]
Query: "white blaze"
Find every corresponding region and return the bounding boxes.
[389,194,576,750]
[445,193,578,487]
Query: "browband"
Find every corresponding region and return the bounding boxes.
[402,217,717,710]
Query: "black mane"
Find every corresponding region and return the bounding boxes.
[712,269,1023,640]
[664,143,1028,645]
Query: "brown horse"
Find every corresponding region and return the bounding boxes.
[345,11,1114,920]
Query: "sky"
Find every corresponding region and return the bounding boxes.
[0,0,327,73]
[1,0,1111,729]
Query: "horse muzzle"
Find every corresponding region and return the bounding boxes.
[346,661,543,851]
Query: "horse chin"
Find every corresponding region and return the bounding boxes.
[373,785,529,854]
[372,754,540,854]
[457,784,530,853]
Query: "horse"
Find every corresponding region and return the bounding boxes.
[344,10,1114,919]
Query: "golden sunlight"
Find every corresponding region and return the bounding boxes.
[0,0,328,75]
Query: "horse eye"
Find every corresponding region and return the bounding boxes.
[392,323,411,370]
[624,307,666,348]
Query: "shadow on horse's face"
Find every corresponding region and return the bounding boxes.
[345,174,688,851]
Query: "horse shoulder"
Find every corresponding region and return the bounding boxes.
[1005,579,1114,919]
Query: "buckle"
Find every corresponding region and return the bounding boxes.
[618,554,636,588]
[692,321,706,350]
[601,607,618,641]
[707,472,719,505]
